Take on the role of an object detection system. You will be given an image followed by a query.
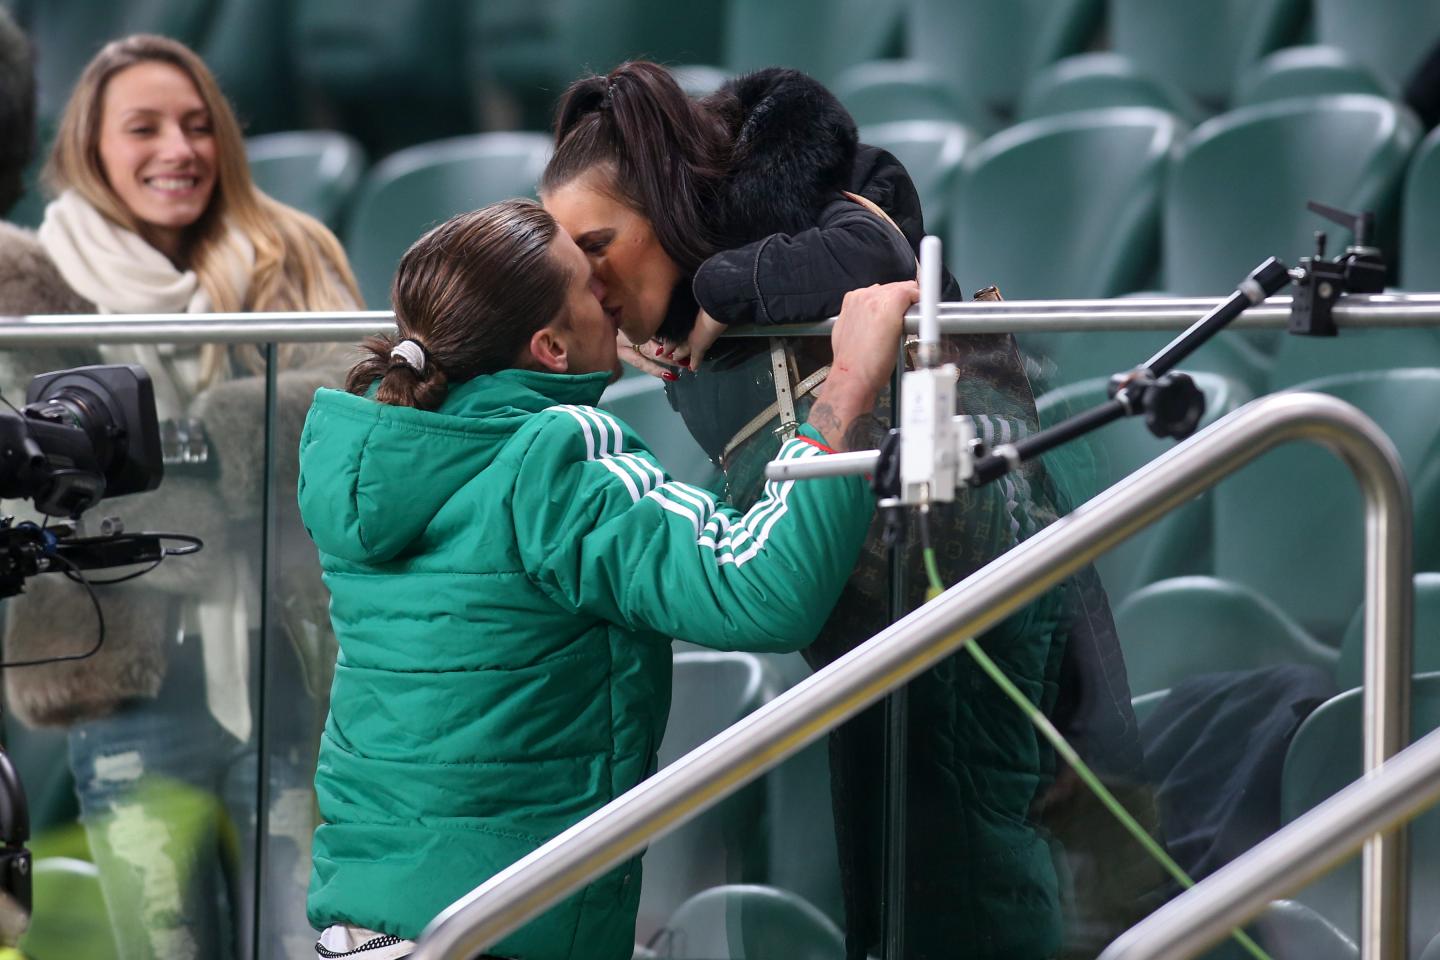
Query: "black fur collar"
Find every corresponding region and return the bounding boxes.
[710,68,859,245]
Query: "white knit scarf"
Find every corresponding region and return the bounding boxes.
[39,188,255,316]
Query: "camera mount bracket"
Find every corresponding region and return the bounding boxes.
[1289,200,1387,337]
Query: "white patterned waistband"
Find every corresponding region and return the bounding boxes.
[316,924,415,959]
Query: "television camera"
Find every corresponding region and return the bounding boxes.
[0,362,201,946]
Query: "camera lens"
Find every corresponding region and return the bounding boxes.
[29,386,117,474]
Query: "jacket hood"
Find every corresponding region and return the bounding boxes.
[711,68,859,244]
[297,369,610,564]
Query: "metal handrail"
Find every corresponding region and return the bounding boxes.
[1099,723,1440,960]
[409,391,1413,960]
[7,291,1440,344]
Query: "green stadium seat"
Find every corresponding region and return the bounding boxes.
[1401,126,1440,291]
[462,0,564,130]
[465,1,725,131]
[1037,373,1253,605]
[638,654,782,942]
[245,131,365,230]
[1114,577,1337,698]
[724,0,907,87]
[1213,369,1440,641]
[1269,113,1440,382]
[12,0,216,121]
[1314,0,1440,95]
[1130,688,1170,725]
[949,108,1181,301]
[1200,902,1360,960]
[857,121,975,235]
[1234,46,1393,108]
[291,0,472,155]
[342,133,552,308]
[906,0,1102,127]
[5,113,55,230]
[1336,573,1440,690]
[1109,0,1309,111]
[599,377,721,491]
[671,64,732,98]
[753,652,843,927]
[200,0,300,135]
[834,60,993,133]
[1019,54,1206,125]
[651,884,845,960]
[20,828,118,960]
[1163,96,1420,298]
[1280,673,1440,955]
[1020,322,1273,397]
[1,719,77,836]
[1265,325,1440,389]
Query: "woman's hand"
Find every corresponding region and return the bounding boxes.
[656,309,727,369]
[617,330,679,382]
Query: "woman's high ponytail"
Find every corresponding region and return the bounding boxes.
[543,61,732,275]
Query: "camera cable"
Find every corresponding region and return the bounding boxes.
[0,550,103,669]
[916,507,1272,960]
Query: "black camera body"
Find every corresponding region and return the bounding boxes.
[0,364,163,518]
[0,363,175,938]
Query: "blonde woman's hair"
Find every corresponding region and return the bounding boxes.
[45,34,363,380]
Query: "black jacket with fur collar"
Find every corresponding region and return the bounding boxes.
[663,68,1147,960]
[687,68,958,329]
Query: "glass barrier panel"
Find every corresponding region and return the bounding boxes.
[643,645,850,960]
[1,339,271,960]
[7,317,1417,960]
[258,342,351,957]
[883,328,1422,959]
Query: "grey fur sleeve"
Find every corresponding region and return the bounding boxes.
[2,576,172,728]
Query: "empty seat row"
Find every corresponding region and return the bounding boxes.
[1052,366,1440,629]
[207,87,1436,318]
[15,0,1440,157]
[642,650,842,946]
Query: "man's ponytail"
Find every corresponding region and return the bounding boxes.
[347,333,450,410]
[345,200,570,411]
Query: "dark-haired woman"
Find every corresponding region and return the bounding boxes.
[542,62,1148,960]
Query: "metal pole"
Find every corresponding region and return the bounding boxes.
[10,293,1440,344]
[408,392,1412,960]
[1098,726,1440,960]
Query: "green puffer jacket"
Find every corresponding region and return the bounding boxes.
[297,369,872,959]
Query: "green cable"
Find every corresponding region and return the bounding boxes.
[920,545,1273,960]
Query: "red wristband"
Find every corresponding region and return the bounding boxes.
[797,436,838,454]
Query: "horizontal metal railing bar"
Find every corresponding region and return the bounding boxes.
[409,391,1411,960]
[7,293,1440,344]
[1098,724,1440,960]
[0,311,397,345]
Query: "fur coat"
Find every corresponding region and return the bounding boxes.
[0,222,174,727]
[0,222,344,727]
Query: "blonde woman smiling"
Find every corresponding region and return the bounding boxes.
[12,34,360,960]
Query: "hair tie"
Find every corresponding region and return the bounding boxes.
[390,338,428,373]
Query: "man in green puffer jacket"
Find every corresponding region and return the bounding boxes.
[298,199,911,960]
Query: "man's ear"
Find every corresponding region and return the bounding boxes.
[528,325,570,373]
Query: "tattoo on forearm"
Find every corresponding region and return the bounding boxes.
[808,401,842,447]
[845,414,880,452]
